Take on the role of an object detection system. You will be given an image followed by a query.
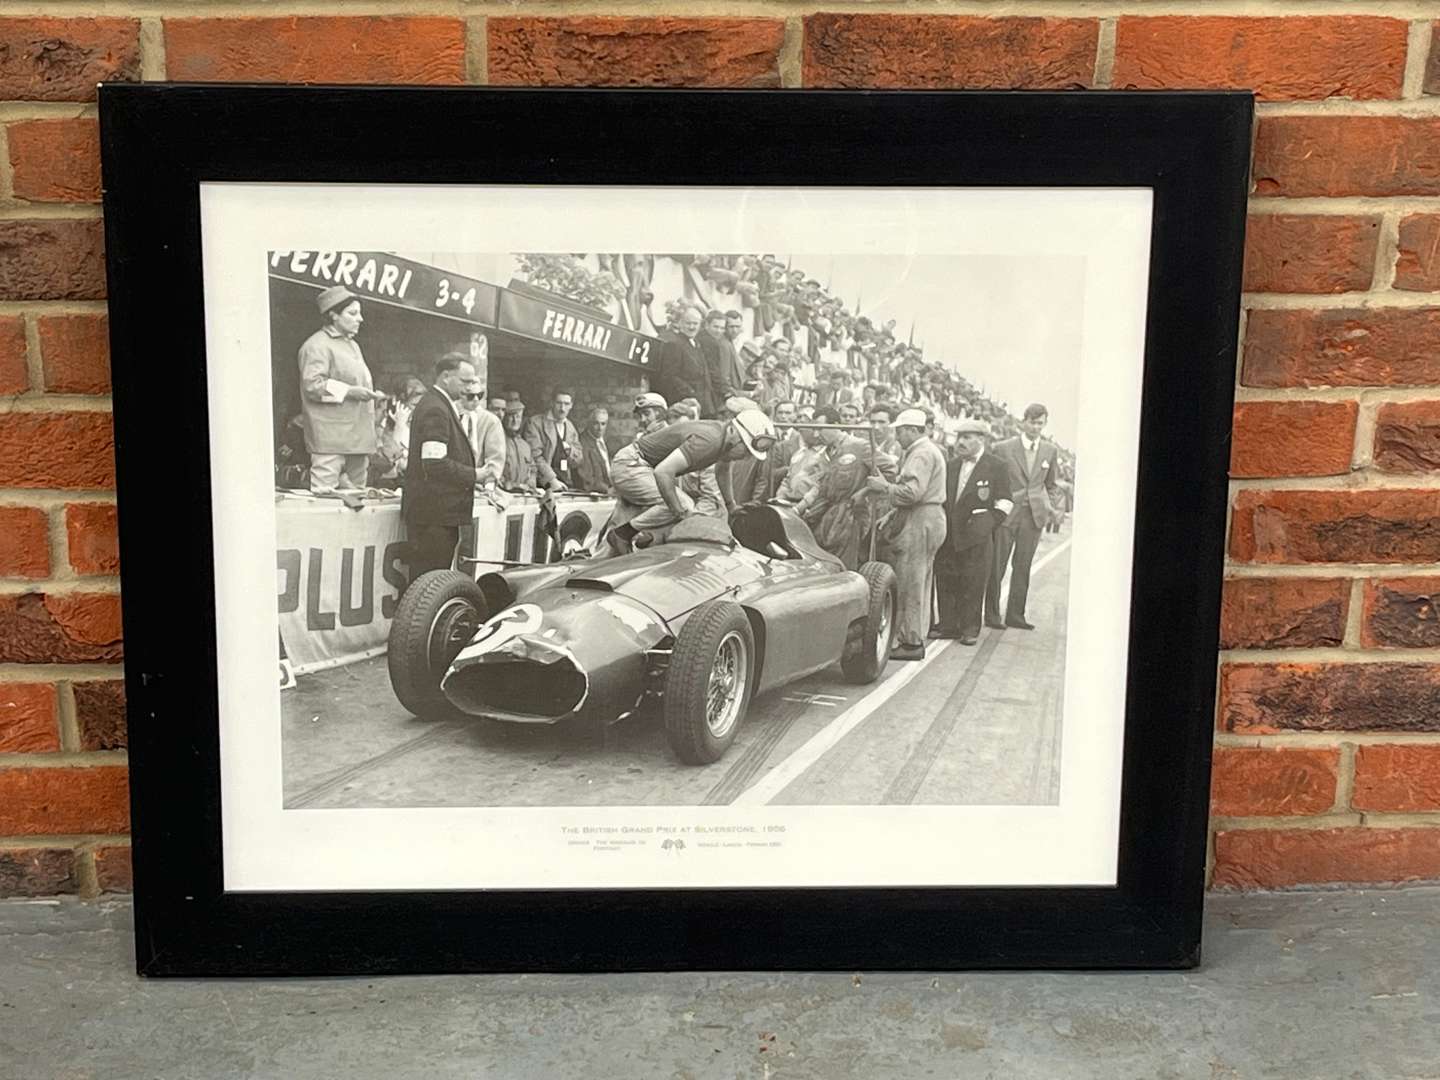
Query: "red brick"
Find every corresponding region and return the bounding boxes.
[0,219,105,301]
[0,412,114,489]
[64,503,118,575]
[73,679,125,751]
[0,506,49,579]
[1229,490,1440,565]
[38,314,109,394]
[1242,308,1440,388]
[1427,23,1440,96]
[7,118,99,203]
[0,683,58,753]
[1219,577,1348,650]
[0,18,140,101]
[1229,400,1357,477]
[1113,17,1406,102]
[1210,746,1339,817]
[93,844,131,892]
[164,17,465,84]
[1213,827,1440,888]
[1220,662,1440,734]
[1394,215,1440,292]
[0,848,75,896]
[803,14,1096,89]
[0,594,122,664]
[1253,117,1440,197]
[1242,215,1379,294]
[0,765,129,834]
[0,315,26,395]
[1353,745,1440,812]
[490,17,783,88]
[1373,401,1440,473]
[1362,577,1440,649]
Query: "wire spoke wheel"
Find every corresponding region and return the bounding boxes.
[663,600,755,765]
[705,631,749,740]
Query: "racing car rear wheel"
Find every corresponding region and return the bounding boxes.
[663,600,755,765]
[841,561,897,684]
[388,570,489,720]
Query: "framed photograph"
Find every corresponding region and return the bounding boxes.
[100,86,1250,974]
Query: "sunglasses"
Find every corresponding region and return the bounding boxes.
[461,392,481,400]
[751,435,778,452]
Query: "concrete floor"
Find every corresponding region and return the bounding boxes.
[2,889,1437,1079]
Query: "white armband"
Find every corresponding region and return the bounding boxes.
[994,498,1014,515]
[321,378,348,404]
[420,441,448,461]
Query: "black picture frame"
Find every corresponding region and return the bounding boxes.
[99,85,1251,975]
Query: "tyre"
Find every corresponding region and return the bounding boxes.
[663,600,755,765]
[841,560,896,684]
[387,570,489,719]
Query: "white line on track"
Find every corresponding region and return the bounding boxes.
[734,536,1073,806]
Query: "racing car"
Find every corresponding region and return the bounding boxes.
[386,503,896,764]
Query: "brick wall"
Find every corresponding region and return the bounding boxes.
[1,7,1438,897]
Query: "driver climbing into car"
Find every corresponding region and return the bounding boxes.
[605,409,777,555]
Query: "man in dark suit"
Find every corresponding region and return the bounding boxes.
[985,402,1062,630]
[400,352,483,587]
[934,419,1015,644]
[701,307,747,408]
[654,307,714,418]
[574,406,613,493]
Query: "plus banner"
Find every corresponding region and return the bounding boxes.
[276,495,614,674]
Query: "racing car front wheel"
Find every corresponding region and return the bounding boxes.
[841,561,897,684]
[663,600,755,765]
[388,569,489,720]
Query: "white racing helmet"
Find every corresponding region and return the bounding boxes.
[732,409,778,460]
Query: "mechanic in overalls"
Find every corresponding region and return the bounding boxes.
[606,409,777,554]
[864,408,948,661]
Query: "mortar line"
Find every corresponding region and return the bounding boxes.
[0,833,128,847]
[139,16,167,82]
[1210,812,1364,831]
[1403,19,1434,99]
[0,123,13,204]
[56,679,81,753]
[0,491,117,508]
[1371,209,1402,292]
[1244,290,1440,310]
[46,503,73,584]
[0,204,101,221]
[1343,578,1367,648]
[1229,473,1440,491]
[73,847,101,898]
[1092,16,1116,89]
[1215,731,1440,748]
[1334,741,1358,812]
[0,578,122,595]
[1221,645,1440,663]
[0,750,127,766]
[1235,386,1439,404]
[465,15,487,84]
[1224,563,1440,578]
[20,313,41,393]
[0,663,124,680]
[1349,394,1381,472]
[780,15,803,88]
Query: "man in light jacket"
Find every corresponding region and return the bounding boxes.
[523,389,582,492]
[298,286,383,493]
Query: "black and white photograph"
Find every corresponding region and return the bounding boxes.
[271,247,1080,812]
[201,183,1150,892]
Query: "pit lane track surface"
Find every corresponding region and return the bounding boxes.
[281,534,1070,809]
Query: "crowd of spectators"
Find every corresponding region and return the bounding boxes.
[653,253,1058,453]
